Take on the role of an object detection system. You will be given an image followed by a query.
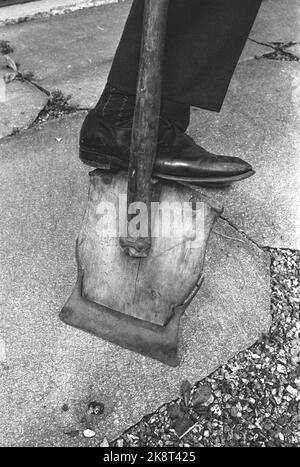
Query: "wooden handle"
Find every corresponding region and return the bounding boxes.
[120,0,169,257]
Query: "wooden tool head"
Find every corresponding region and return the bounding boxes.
[60,170,222,366]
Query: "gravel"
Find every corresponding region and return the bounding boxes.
[108,248,300,447]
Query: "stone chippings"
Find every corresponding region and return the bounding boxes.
[109,248,300,447]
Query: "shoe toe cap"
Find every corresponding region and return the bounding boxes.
[228,156,253,175]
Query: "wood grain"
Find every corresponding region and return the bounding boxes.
[78,170,221,326]
[121,0,169,256]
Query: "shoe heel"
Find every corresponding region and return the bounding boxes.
[79,149,119,171]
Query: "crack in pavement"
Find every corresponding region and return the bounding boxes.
[3,35,298,138]
[249,37,300,62]
[218,215,289,255]
[0,36,297,253]
[1,45,85,133]
[31,89,78,126]
[219,214,264,251]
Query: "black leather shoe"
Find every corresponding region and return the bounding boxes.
[79,109,254,186]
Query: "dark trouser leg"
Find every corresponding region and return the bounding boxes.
[108,0,263,112]
[80,0,261,183]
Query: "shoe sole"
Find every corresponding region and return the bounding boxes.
[80,148,255,187]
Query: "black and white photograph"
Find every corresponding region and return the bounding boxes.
[0,0,299,453]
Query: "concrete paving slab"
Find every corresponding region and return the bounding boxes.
[250,0,300,43]
[289,43,300,59]
[239,39,270,63]
[0,1,132,108]
[0,76,48,138]
[189,59,300,249]
[0,113,270,446]
[0,0,273,111]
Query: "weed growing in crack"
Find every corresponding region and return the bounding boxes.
[1,46,36,84]
[0,40,14,55]
[0,42,49,98]
[260,41,300,62]
[263,50,299,62]
[1,42,78,125]
[34,90,77,125]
